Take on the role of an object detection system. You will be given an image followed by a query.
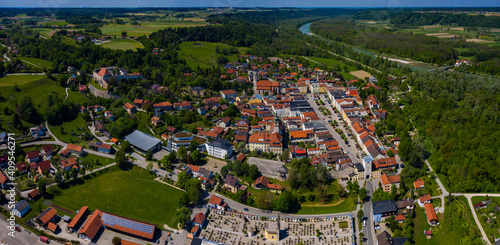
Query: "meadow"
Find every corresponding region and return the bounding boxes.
[18,57,53,71]
[50,165,184,227]
[303,56,356,80]
[100,18,207,37]
[179,41,247,68]
[100,39,144,51]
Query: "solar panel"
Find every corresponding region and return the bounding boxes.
[101,213,155,234]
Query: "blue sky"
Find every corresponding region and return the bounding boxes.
[1,0,497,8]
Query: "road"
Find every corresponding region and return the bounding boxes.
[0,217,46,245]
[361,181,376,245]
[306,93,361,163]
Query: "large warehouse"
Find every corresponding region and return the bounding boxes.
[124,130,162,153]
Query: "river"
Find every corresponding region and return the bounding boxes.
[298,22,433,71]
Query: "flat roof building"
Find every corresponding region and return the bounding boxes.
[124,130,162,153]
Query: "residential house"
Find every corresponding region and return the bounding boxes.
[133,99,144,108]
[94,120,106,133]
[174,101,192,110]
[40,145,54,159]
[36,208,58,227]
[26,150,40,163]
[28,189,41,201]
[124,103,136,114]
[425,202,438,226]
[153,101,173,111]
[220,117,231,128]
[174,164,191,175]
[16,162,28,174]
[234,131,248,143]
[414,178,425,189]
[151,116,162,126]
[208,195,227,211]
[418,194,432,207]
[89,141,112,154]
[193,212,206,227]
[104,111,114,121]
[0,171,9,188]
[221,90,238,102]
[13,200,30,218]
[372,200,397,223]
[59,149,71,158]
[37,160,51,175]
[60,157,79,171]
[67,144,84,156]
[254,176,282,192]
[224,174,239,193]
[381,174,400,193]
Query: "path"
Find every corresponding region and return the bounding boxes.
[154,177,185,192]
[64,87,69,100]
[20,59,41,68]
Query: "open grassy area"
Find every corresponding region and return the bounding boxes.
[78,153,115,169]
[414,195,483,245]
[0,75,46,87]
[179,41,247,69]
[100,19,207,37]
[49,165,183,227]
[18,57,53,71]
[304,56,356,80]
[471,196,500,243]
[29,28,53,38]
[60,36,79,47]
[295,194,357,214]
[49,116,91,147]
[100,39,144,51]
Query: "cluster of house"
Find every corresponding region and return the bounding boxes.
[174,163,215,190]
[455,59,471,67]
[92,66,144,89]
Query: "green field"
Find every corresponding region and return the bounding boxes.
[471,196,500,243]
[0,75,46,87]
[295,194,357,214]
[100,39,144,51]
[100,19,207,37]
[29,28,53,38]
[49,116,91,147]
[19,57,53,71]
[50,165,184,227]
[39,20,68,26]
[179,41,247,68]
[60,36,79,47]
[414,195,483,245]
[304,56,356,80]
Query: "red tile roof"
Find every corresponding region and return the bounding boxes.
[37,208,58,225]
[124,103,135,110]
[395,214,405,221]
[97,67,111,77]
[68,206,88,229]
[28,189,40,199]
[0,171,9,184]
[373,157,397,169]
[425,202,438,222]
[27,150,40,159]
[414,178,425,189]
[419,194,431,203]
[209,195,223,206]
[47,222,58,232]
[79,210,102,240]
[67,143,83,152]
[61,157,78,169]
[193,213,205,224]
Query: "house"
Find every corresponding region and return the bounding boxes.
[256,80,281,96]
[38,160,51,175]
[94,120,106,133]
[236,120,250,130]
[30,126,46,139]
[373,157,398,170]
[221,90,238,102]
[395,214,405,223]
[0,171,10,188]
[248,132,283,155]
[224,174,239,193]
[26,150,40,163]
[41,145,54,158]
[133,99,144,108]
[28,189,41,200]
[198,168,213,180]
[236,153,246,162]
[60,157,79,171]
[205,138,233,159]
[254,176,282,192]
[174,101,192,110]
[208,195,227,211]
[16,162,28,174]
[174,164,191,175]
[59,149,71,158]
[89,141,112,154]
[414,178,425,189]
[67,206,88,232]
[220,116,231,128]
[193,212,206,227]
[418,194,432,207]
[13,200,30,218]
[104,111,114,121]
[151,116,162,126]
[425,202,438,225]
[67,144,84,156]
[153,101,173,111]
[372,200,397,223]
[36,207,58,226]
[377,231,407,245]
[124,103,137,114]
[474,199,492,209]
[381,174,400,193]
[395,199,414,212]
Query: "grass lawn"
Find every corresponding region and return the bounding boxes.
[49,165,183,227]
[0,75,46,87]
[29,28,53,38]
[49,116,91,147]
[304,56,356,80]
[471,196,500,243]
[90,79,106,90]
[295,194,357,214]
[179,41,247,69]
[18,57,53,71]
[414,195,483,245]
[78,153,115,169]
[60,36,79,47]
[100,19,206,36]
[100,39,144,51]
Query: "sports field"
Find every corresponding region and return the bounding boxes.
[179,41,247,68]
[100,39,144,51]
[100,19,207,37]
[50,165,184,227]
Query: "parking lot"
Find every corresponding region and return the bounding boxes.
[247,157,284,179]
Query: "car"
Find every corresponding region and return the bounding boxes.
[374,225,381,230]
[400,164,404,168]
[363,220,367,227]
[244,208,249,211]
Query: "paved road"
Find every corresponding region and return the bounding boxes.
[361,181,376,245]
[307,94,361,163]
[0,217,46,245]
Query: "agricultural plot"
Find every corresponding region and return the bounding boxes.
[100,39,144,51]
[179,41,247,68]
[350,70,373,79]
[100,19,207,37]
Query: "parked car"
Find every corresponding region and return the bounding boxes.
[244,208,249,211]
[363,220,367,227]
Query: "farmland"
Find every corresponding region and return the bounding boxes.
[179,41,247,68]
[100,18,207,37]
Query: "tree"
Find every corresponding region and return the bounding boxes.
[176,172,190,189]
[177,146,187,161]
[248,164,260,180]
[390,184,397,200]
[121,140,132,152]
[112,236,121,245]
[281,149,290,162]
[176,207,191,228]
[256,192,275,210]
[167,151,177,163]
[191,150,201,164]
[70,168,78,180]
[357,209,364,221]
[147,162,153,172]
[54,172,62,183]
[121,31,127,37]
[220,166,229,177]
[189,140,198,152]
[37,178,46,195]
[146,150,153,160]
[274,190,297,213]
[359,188,367,202]
[115,149,126,167]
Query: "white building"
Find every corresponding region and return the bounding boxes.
[205,138,233,159]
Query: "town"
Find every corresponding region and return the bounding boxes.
[0,5,499,245]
